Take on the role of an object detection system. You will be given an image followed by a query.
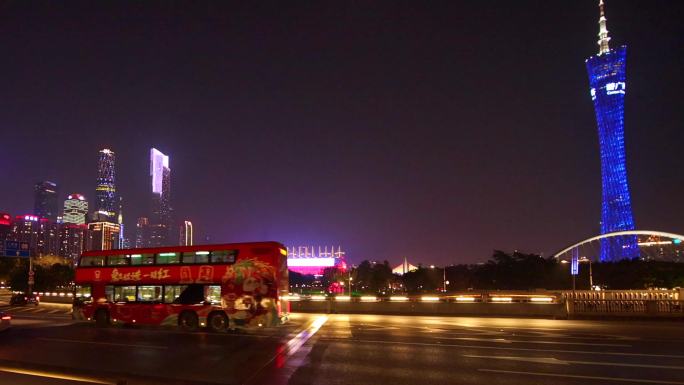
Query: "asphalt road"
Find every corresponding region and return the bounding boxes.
[0,303,683,385]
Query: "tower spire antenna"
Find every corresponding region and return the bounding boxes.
[597,0,611,55]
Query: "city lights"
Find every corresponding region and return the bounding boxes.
[455,296,477,302]
[529,297,554,303]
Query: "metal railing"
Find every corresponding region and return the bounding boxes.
[571,299,684,315]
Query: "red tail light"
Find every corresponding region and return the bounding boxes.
[1,316,10,320]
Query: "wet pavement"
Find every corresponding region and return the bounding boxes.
[0,307,683,385]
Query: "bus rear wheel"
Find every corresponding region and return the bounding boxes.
[95,309,110,328]
[208,312,228,332]
[178,311,199,332]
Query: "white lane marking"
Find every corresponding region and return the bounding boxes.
[48,309,62,314]
[242,315,329,385]
[466,355,684,370]
[439,336,630,347]
[321,338,684,359]
[284,315,328,357]
[0,366,115,384]
[38,337,168,350]
[11,307,34,313]
[477,369,684,384]
[466,355,567,365]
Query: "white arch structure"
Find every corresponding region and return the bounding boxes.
[553,230,684,259]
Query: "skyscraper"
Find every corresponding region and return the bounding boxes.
[585,1,638,261]
[59,224,87,264]
[11,215,41,255]
[34,181,59,221]
[150,148,171,246]
[94,149,117,222]
[179,220,193,246]
[63,194,88,225]
[135,217,151,248]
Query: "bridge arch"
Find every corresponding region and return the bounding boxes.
[553,230,684,260]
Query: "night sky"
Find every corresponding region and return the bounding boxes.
[1,1,683,265]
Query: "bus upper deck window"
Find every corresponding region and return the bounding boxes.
[157,252,179,264]
[183,251,208,264]
[107,254,130,266]
[211,250,237,263]
[81,256,105,266]
[131,254,154,265]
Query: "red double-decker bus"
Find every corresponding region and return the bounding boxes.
[73,241,289,331]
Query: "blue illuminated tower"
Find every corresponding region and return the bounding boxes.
[585,0,638,261]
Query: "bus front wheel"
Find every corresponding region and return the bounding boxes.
[95,309,110,328]
[208,312,228,332]
[178,311,199,332]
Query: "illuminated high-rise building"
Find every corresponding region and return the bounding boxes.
[87,222,120,251]
[37,219,60,256]
[135,217,151,248]
[63,194,88,225]
[11,215,41,255]
[150,148,171,246]
[586,1,638,261]
[59,224,87,264]
[34,181,59,221]
[179,220,193,246]
[94,149,117,222]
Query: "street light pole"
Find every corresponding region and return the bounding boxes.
[588,259,593,289]
[442,268,446,293]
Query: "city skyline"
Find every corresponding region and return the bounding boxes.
[1,2,682,265]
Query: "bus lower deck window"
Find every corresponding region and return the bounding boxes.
[137,286,162,302]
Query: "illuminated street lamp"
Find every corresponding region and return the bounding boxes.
[562,257,594,290]
[579,257,594,288]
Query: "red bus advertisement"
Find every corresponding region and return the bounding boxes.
[73,241,289,331]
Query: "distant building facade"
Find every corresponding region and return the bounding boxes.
[10,215,41,255]
[87,222,120,251]
[59,224,87,263]
[36,219,60,256]
[34,181,59,221]
[94,149,117,222]
[135,217,151,248]
[63,194,88,225]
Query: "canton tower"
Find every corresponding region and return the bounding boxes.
[585,0,638,261]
